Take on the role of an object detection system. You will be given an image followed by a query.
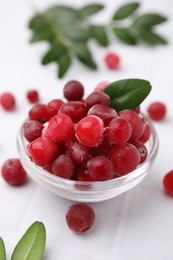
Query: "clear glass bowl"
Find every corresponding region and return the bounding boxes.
[17,117,159,202]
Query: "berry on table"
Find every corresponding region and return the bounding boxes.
[52,154,74,179]
[23,120,43,142]
[1,158,27,185]
[63,80,84,101]
[66,203,95,233]
[147,101,166,121]
[0,92,16,111]
[104,52,120,70]
[26,89,39,103]
[163,170,173,196]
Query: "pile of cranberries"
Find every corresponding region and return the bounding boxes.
[23,80,151,182]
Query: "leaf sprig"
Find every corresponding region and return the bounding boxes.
[28,2,168,78]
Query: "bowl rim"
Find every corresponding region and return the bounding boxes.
[17,115,159,191]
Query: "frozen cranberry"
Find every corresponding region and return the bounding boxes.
[77,167,95,181]
[52,155,74,179]
[64,80,84,101]
[28,137,59,166]
[1,158,27,185]
[138,121,151,143]
[26,90,39,103]
[94,81,110,92]
[47,99,64,118]
[108,143,140,176]
[118,109,144,141]
[131,140,148,163]
[90,138,111,157]
[59,101,87,123]
[104,52,120,69]
[43,114,74,143]
[0,92,15,111]
[87,104,117,126]
[66,203,95,233]
[23,120,43,142]
[29,103,50,123]
[88,156,114,181]
[163,170,173,196]
[147,102,166,121]
[68,142,90,164]
[107,118,132,145]
[75,115,104,147]
[85,92,110,109]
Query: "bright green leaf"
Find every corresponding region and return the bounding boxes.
[104,79,152,112]
[11,221,46,260]
[0,237,6,260]
[138,30,167,45]
[74,43,97,70]
[79,4,104,17]
[57,53,71,78]
[91,25,109,46]
[133,13,167,29]
[112,27,137,45]
[112,2,140,20]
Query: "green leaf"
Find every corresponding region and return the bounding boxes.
[138,30,167,45]
[112,27,137,45]
[79,4,104,17]
[11,221,46,260]
[91,25,109,46]
[41,43,64,65]
[57,53,71,78]
[133,13,167,29]
[74,43,97,70]
[104,79,152,112]
[0,237,6,260]
[112,2,140,20]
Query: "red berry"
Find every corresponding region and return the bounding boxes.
[28,137,59,166]
[1,158,27,185]
[90,138,111,157]
[64,80,84,101]
[107,118,132,145]
[88,156,114,181]
[147,102,166,121]
[85,92,110,109]
[118,109,144,141]
[131,140,148,163]
[29,103,50,123]
[52,155,74,179]
[47,99,64,118]
[68,142,90,164]
[134,106,140,114]
[75,115,104,147]
[77,167,95,182]
[26,89,39,103]
[94,81,110,92]
[163,170,173,196]
[23,120,43,142]
[138,121,151,143]
[66,203,95,233]
[0,92,15,111]
[104,52,120,69]
[108,143,140,176]
[59,101,87,123]
[43,114,74,143]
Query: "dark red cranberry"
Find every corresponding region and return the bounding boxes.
[29,103,50,123]
[23,120,43,142]
[64,80,84,101]
[26,90,39,103]
[47,99,64,118]
[52,155,74,179]
[163,170,173,196]
[85,92,110,109]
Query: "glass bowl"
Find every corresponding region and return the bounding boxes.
[17,117,159,203]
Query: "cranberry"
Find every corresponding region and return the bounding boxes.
[29,103,50,123]
[28,137,59,166]
[134,106,140,114]
[94,81,110,92]
[85,92,110,109]
[87,104,117,126]
[163,170,173,196]
[75,115,104,147]
[104,52,120,69]
[64,80,84,101]
[147,102,166,121]
[26,89,39,103]
[77,167,95,181]
[59,101,87,123]
[118,109,144,141]
[52,155,74,179]
[107,118,132,145]
[0,92,15,111]
[138,121,151,143]
[68,142,90,164]
[43,114,74,142]
[66,203,95,233]
[47,99,64,118]
[131,140,148,163]
[90,138,111,157]
[88,156,114,181]
[23,120,43,142]
[1,158,27,185]
[108,143,140,176]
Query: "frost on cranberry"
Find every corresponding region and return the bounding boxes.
[26,89,39,103]
[23,120,43,142]
[66,203,95,233]
[147,101,166,121]
[47,99,64,118]
[1,158,27,185]
[59,101,87,123]
[108,143,140,176]
[104,52,120,70]
[85,91,110,109]
[52,155,74,179]
[29,103,50,123]
[75,115,104,147]
[64,80,84,101]
[0,92,16,111]
[68,142,90,164]
[163,170,173,196]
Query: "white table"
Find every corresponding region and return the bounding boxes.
[0,0,173,259]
